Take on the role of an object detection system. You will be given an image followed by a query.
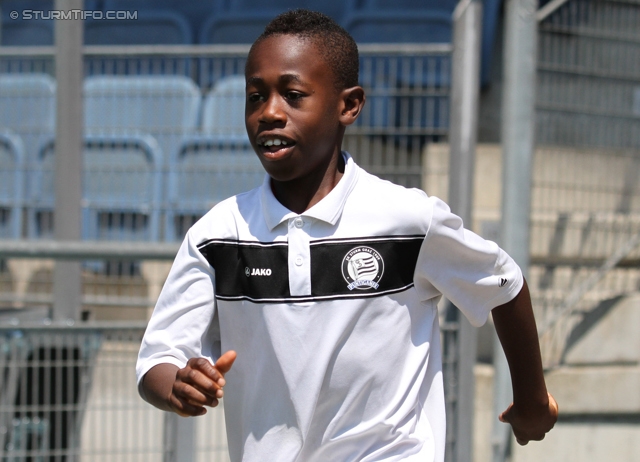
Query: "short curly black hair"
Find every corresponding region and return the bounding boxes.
[249,9,359,92]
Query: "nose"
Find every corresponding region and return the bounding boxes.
[259,93,286,125]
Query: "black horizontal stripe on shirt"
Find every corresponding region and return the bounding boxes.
[197,236,424,303]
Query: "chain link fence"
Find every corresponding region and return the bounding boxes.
[533,0,640,369]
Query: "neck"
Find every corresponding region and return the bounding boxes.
[270,151,345,214]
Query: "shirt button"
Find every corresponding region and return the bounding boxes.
[295,256,303,266]
[294,217,304,228]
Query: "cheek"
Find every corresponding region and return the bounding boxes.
[307,106,342,136]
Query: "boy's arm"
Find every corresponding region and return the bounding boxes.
[140,351,236,417]
[491,278,559,444]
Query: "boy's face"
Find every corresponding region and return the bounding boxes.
[245,34,348,183]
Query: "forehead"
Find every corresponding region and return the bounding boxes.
[246,34,330,83]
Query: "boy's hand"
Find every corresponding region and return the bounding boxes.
[168,350,237,417]
[499,392,559,445]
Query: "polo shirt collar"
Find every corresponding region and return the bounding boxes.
[261,151,359,231]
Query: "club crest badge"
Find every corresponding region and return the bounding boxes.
[342,246,384,290]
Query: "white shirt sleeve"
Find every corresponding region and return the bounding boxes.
[413,195,523,327]
[136,229,220,385]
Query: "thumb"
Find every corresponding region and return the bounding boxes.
[499,403,514,423]
[214,350,237,375]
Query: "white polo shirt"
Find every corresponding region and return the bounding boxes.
[137,152,522,462]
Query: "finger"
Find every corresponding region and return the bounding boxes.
[177,365,223,398]
[516,437,529,446]
[548,392,559,418]
[173,378,220,406]
[499,403,513,423]
[186,357,228,388]
[168,393,209,417]
[214,350,237,375]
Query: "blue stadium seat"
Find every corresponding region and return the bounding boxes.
[359,0,457,10]
[199,12,270,44]
[0,131,25,239]
[345,10,454,44]
[344,0,455,140]
[83,75,201,240]
[225,0,346,23]
[27,134,163,242]
[84,10,192,45]
[165,75,262,241]
[0,73,56,164]
[0,18,53,46]
[201,75,246,137]
[0,0,98,45]
[83,75,201,168]
[103,0,219,42]
[355,0,502,87]
[199,0,348,44]
[0,0,53,10]
[165,138,263,241]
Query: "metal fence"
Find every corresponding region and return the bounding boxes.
[0,325,229,462]
[533,0,640,369]
[0,43,456,461]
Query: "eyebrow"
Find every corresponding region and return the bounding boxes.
[246,74,305,86]
[280,74,303,85]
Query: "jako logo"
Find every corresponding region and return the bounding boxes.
[245,267,272,277]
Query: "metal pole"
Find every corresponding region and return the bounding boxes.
[448,1,483,461]
[163,413,197,462]
[53,0,84,323]
[493,0,538,459]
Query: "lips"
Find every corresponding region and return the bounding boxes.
[256,134,296,160]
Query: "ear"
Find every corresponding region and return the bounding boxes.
[338,86,365,126]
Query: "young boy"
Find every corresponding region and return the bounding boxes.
[137,9,557,461]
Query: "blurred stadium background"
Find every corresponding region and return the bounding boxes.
[0,0,638,461]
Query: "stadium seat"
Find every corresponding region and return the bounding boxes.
[358,0,457,10]
[343,2,454,139]
[84,10,192,45]
[27,134,163,242]
[0,131,25,239]
[0,0,97,46]
[0,18,53,46]
[201,75,247,137]
[226,0,346,23]
[0,73,56,164]
[355,52,451,142]
[83,75,201,169]
[165,138,263,241]
[199,0,348,44]
[165,75,262,241]
[356,0,501,85]
[345,10,454,44]
[199,12,270,45]
[103,0,219,42]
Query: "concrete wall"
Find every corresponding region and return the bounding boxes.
[472,294,640,462]
[427,144,640,462]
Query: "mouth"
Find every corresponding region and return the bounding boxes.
[256,135,296,160]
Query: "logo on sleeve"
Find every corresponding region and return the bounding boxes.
[342,246,384,290]
[499,277,508,287]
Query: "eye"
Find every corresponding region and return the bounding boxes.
[285,91,304,101]
[247,93,264,103]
